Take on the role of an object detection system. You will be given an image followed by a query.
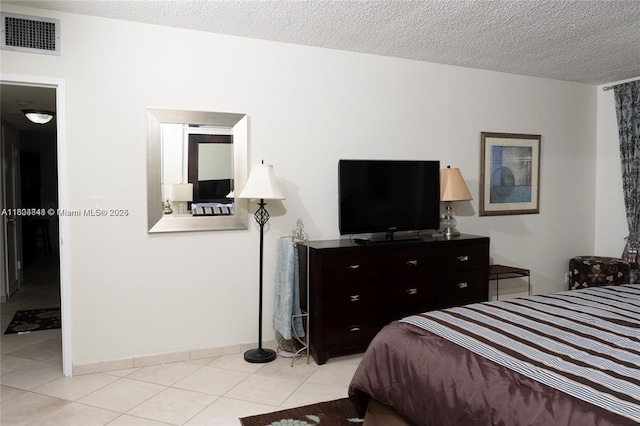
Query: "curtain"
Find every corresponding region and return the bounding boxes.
[613,80,640,284]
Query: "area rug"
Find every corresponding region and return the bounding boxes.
[4,307,61,334]
[240,397,363,425]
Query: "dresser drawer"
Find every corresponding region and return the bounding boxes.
[381,248,439,278]
[384,278,438,320]
[383,277,437,307]
[323,312,381,348]
[438,243,488,272]
[386,302,436,321]
[438,270,487,304]
[321,253,379,284]
[322,281,381,313]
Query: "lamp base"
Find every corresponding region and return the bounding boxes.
[442,227,461,238]
[244,347,277,363]
[440,202,461,238]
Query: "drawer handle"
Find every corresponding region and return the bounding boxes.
[349,325,361,332]
[457,255,469,262]
[348,264,360,271]
[406,260,418,266]
[406,288,418,295]
[350,295,360,302]
[457,282,468,289]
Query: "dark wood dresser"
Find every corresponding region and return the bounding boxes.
[299,234,489,364]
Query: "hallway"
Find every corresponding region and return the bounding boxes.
[1,253,63,393]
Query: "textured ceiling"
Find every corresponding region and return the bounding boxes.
[3,0,640,85]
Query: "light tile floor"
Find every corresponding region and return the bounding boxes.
[1,255,363,425]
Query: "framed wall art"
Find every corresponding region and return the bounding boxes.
[480,132,541,216]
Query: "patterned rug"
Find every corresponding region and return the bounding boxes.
[4,307,61,334]
[240,398,363,426]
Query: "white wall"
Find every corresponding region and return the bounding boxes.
[1,5,600,366]
[446,68,598,295]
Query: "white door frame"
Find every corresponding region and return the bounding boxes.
[1,73,72,376]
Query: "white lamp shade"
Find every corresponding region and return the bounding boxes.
[440,167,472,202]
[171,183,193,202]
[238,164,285,200]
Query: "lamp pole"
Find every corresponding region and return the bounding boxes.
[244,198,277,363]
[238,161,283,364]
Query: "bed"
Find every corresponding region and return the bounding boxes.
[191,202,234,216]
[348,284,640,426]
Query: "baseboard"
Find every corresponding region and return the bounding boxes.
[72,340,278,375]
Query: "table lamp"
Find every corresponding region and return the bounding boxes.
[440,166,472,237]
[171,183,193,215]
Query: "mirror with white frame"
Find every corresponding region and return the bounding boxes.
[147,109,249,233]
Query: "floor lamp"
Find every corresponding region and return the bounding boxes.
[238,162,285,363]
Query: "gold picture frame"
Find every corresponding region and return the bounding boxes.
[480,132,541,216]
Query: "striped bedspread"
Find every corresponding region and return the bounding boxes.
[191,203,234,216]
[401,285,640,423]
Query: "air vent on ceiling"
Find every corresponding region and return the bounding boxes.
[1,12,60,55]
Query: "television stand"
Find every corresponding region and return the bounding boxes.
[389,229,425,241]
[381,233,421,243]
[351,231,424,244]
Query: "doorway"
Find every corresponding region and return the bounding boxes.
[1,76,70,376]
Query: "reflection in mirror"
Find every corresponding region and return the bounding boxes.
[187,128,233,204]
[162,125,234,207]
[147,109,248,233]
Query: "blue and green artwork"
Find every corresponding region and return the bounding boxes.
[490,146,532,204]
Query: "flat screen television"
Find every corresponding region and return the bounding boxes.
[338,159,440,240]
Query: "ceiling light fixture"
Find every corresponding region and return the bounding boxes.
[22,110,55,124]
